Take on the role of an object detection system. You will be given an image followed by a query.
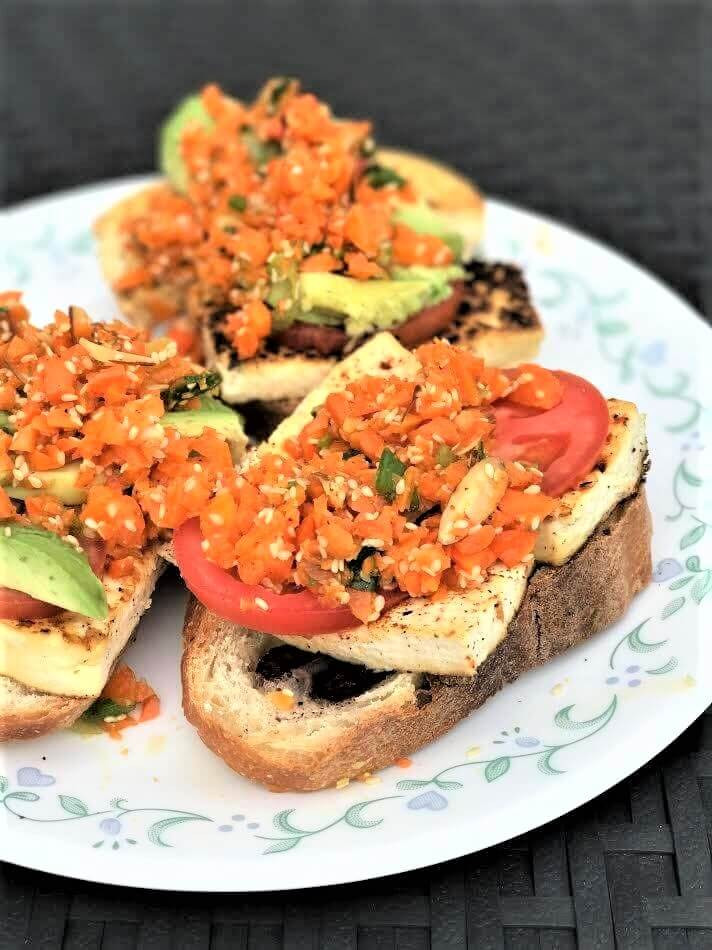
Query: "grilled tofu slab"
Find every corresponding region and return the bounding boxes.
[263,334,648,676]
[0,547,164,698]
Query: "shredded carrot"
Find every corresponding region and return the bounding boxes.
[199,339,559,623]
[0,296,238,569]
[118,79,454,361]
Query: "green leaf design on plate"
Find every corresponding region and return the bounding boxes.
[146,815,208,847]
[433,780,464,791]
[646,658,679,675]
[597,320,628,336]
[264,837,300,854]
[272,809,306,835]
[685,555,701,572]
[554,698,617,731]
[661,597,685,620]
[484,757,510,782]
[668,575,693,590]
[0,775,7,795]
[681,524,705,549]
[58,795,88,817]
[5,791,39,803]
[344,802,385,830]
[627,622,666,653]
[680,462,703,488]
[537,749,564,776]
[395,779,430,791]
[691,573,712,604]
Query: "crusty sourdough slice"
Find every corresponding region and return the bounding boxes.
[182,490,652,791]
[0,546,166,741]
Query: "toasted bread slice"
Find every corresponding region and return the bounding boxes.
[0,545,165,741]
[182,489,652,791]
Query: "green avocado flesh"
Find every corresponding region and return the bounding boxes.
[159,94,213,193]
[162,396,245,452]
[0,461,87,506]
[291,266,466,336]
[391,265,467,304]
[298,273,434,336]
[0,522,108,619]
[392,202,465,259]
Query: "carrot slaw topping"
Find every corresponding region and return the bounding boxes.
[0,293,236,573]
[118,79,453,360]
[199,340,560,624]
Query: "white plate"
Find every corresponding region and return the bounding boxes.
[1,178,711,892]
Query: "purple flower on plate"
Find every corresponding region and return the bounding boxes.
[638,340,666,366]
[408,790,448,811]
[99,817,121,836]
[652,559,683,583]
[515,737,540,748]
[17,767,55,787]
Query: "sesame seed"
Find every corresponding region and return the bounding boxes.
[335,778,350,789]
[484,462,495,478]
[523,484,541,494]
[201,539,210,551]
[27,475,43,488]
[531,517,541,530]
[4,526,11,537]
[255,597,269,611]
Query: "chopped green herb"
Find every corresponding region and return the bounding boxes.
[0,411,13,434]
[228,194,247,212]
[407,487,421,514]
[347,545,380,591]
[82,697,136,723]
[342,447,361,461]
[435,444,457,468]
[468,442,486,464]
[241,128,282,168]
[363,164,406,189]
[161,371,221,410]
[316,433,333,451]
[375,448,407,501]
[267,77,294,113]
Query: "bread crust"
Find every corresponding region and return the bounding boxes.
[181,489,652,791]
[0,681,92,741]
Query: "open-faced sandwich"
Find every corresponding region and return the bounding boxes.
[177,333,652,791]
[0,292,245,740]
[95,78,543,419]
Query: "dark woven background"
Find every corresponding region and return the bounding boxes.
[2,1,712,947]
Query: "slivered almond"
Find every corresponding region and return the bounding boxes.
[79,338,155,365]
[438,458,508,545]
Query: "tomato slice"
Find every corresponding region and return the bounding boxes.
[491,371,609,496]
[0,537,107,622]
[174,518,403,636]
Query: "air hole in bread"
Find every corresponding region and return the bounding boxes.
[255,645,393,704]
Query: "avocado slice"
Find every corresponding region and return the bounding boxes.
[0,522,108,619]
[298,273,433,337]
[391,265,467,305]
[162,396,247,459]
[392,202,465,260]
[3,462,87,506]
[159,94,214,194]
